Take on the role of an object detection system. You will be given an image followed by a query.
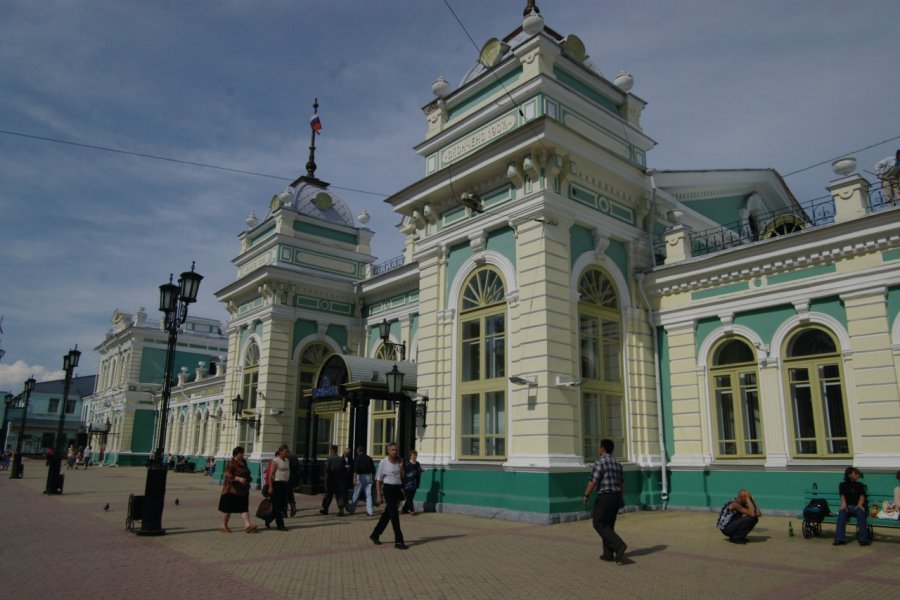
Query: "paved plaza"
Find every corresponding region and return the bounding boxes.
[1,459,898,599]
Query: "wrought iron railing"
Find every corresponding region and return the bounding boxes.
[868,180,897,213]
[681,194,836,258]
[371,255,405,276]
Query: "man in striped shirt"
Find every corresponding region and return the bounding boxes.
[582,438,627,564]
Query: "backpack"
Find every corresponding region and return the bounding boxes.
[803,498,831,523]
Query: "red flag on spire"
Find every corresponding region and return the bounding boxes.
[310,112,322,134]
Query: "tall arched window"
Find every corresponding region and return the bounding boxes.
[295,342,332,456]
[710,338,762,457]
[242,342,260,410]
[784,327,849,456]
[578,268,625,459]
[458,268,506,459]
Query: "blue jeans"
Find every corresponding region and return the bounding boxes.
[835,506,869,543]
[348,474,373,515]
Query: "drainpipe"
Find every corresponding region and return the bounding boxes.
[638,169,669,508]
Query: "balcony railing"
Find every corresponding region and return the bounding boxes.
[371,255,405,277]
[687,194,836,257]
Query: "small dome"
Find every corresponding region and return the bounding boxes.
[281,181,355,227]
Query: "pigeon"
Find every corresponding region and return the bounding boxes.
[104,503,110,511]
[175,498,180,506]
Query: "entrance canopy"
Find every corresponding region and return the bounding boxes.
[309,354,418,404]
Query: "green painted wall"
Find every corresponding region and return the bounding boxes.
[552,67,619,113]
[446,241,472,304]
[486,227,516,268]
[734,304,795,348]
[658,328,675,459]
[448,67,523,120]
[132,410,156,452]
[139,348,217,385]
[325,324,347,350]
[292,220,358,245]
[684,194,746,227]
[416,468,660,518]
[810,296,847,328]
[292,319,317,353]
[695,317,719,354]
[888,285,900,324]
[607,239,629,279]
[668,469,897,513]
[570,225,594,267]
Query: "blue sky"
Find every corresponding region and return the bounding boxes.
[1,0,898,392]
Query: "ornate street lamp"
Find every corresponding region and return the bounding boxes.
[386,364,404,396]
[231,394,260,430]
[45,347,80,494]
[138,262,202,536]
[11,377,36,479]
[379,319,406,361]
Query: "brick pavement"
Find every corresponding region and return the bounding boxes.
[1,459,898,599]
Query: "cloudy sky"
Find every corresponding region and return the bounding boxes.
[1,0,897,393]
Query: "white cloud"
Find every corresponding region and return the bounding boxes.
[0,360,65,393]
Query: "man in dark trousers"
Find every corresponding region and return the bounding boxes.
[320,445,348,516]
[582,439,627,564]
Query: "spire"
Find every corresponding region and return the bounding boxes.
[524,1,539,16]
[306,98,319,179]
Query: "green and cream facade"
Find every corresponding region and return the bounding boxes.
[87,8,900,520]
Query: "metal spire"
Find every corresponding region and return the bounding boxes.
[524,1,540,16]
[306,98,318,179]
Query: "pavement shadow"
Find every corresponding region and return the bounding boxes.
[625,544,667,558]
[407,534,468,547]
[746,535,770,543]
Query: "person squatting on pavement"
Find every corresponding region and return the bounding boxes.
[716,488,762,544]
[369,442,407,549]
[582,438,627,564]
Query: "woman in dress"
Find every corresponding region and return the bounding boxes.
[369,442,407,549]
[218,446,256,533]
[401,450,423,515]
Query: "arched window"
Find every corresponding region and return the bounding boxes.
[784,327,849,456]
[242,342,260,410]
[709,338,762,457]
[578,269,624,459]
[375,342,401,361]
[295,342,333,457]
[458,268,506,459]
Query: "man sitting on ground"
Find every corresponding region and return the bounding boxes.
[717,488,762,544]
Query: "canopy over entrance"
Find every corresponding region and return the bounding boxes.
[310,354,418,402]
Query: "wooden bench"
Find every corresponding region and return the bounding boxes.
[798,484,900,540]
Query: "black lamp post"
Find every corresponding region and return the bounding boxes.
[11,377,36,479]
[2,393,13,455]
[379,319,406,361]
[45,347,81,494]
[138,263,202,536]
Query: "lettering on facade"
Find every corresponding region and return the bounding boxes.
[440,114,517,165]
[313,399,344,414]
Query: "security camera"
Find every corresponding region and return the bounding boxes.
[509,375,537,386]
[555,376,582,387]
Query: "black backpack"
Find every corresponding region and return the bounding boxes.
[803,498,831,523]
